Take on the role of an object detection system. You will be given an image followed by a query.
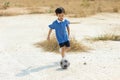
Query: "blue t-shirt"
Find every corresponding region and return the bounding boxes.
[49,19,70,44]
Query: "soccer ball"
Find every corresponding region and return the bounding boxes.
[60,59,70,69]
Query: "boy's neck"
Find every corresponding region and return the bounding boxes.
[58,18,64,21]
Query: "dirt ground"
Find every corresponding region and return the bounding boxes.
[0,13,120,80]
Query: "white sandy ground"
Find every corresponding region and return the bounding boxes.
[0,13,120,80]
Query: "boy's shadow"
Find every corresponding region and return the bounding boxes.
[16,62,61,77]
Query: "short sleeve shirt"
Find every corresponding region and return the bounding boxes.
[49,19,70,44]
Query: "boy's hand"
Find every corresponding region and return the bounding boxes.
[47,36,50,41]
[47,29,52,41]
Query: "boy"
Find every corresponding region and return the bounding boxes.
[47,7,70,60]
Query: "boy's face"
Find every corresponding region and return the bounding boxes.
[57,13,64,21]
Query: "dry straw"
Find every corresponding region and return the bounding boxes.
[34,35,89,53]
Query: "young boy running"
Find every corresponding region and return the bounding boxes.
[47,7,70,60]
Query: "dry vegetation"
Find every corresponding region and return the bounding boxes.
[34,36,89,53]
[0,0,120,17]
[86,33,120,41]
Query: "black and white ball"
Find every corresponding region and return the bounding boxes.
[60,59,70,69]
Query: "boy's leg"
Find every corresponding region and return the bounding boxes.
[64,47,70,52]
[60,46,70,58]
[59,42,66,58]
[64,41,70,52]
[59,41,70,58]
[61,46,65,58]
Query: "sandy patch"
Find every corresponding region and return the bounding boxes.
[0,13,120,80]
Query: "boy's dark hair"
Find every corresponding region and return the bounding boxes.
[55,7,65,14]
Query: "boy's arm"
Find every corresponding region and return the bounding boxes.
[47,29,52,40]
[67,26,70,37]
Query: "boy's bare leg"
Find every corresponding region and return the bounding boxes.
[60,47,70,59]
[65,47,70,52]
[61,46,65,58]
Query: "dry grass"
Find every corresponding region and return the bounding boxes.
[69,37,90,52]
[0,7,50,16]
[87,33,120,41]
[0,0,120,17]
[35,36,59,52]
[34,36,89,53]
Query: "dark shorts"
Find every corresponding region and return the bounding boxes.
[59,41,70,48]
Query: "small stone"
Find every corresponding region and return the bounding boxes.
[83,62,87,65]
[83,57,85,59]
